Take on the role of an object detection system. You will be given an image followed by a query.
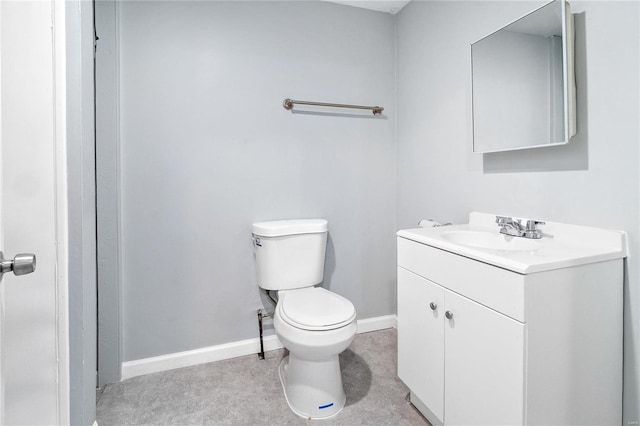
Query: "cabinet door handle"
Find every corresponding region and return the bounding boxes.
[429,302,437,310]
[445,311,454,320]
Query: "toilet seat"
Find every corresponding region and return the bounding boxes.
[278,287,356,331]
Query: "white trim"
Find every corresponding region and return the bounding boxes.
[121,315,397,380]
[121,335,283,380]
[356,314,397,334]
[0,1,5,421]
[53,1,70,424]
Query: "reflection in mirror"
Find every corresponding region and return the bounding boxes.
[472,0,575,153]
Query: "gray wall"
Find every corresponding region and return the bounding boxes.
[96,0,123,386]
[117,1,396,361]
[66,0,97,424]
[396,1,639,422]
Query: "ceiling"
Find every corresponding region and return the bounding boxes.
[325,0,412,15]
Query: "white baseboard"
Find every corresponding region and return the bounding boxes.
[121,334,283,380]
[121,314,396,380]
[356,314,397,334]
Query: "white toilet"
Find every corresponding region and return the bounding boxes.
[252,219,357,419]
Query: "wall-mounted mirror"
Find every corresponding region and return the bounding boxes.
[472,0,575,153]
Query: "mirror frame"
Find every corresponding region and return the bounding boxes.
[471,0,575,154]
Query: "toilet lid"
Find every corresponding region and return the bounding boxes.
[279,287,356,331]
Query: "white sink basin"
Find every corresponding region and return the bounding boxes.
[441,230,543,252]
[397,212,627,274]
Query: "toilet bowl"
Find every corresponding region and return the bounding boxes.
[274,287,357,418]
[252,219,357,419]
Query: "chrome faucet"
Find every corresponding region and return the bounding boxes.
[495,216,545,239]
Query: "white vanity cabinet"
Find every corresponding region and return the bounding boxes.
[396,218,625,426]
[398,267,525,425]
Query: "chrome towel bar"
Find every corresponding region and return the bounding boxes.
[283,98,384,115]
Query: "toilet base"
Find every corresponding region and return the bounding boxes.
[278,354,346,419]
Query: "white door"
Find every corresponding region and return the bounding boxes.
[0,1,69,424]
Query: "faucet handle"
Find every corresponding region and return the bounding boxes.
[525,219,545,231]
[495,215,512,226]
[524,219,545,239]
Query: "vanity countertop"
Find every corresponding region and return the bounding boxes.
[397,212,627,274]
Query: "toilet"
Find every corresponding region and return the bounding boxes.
[252,219,357,419]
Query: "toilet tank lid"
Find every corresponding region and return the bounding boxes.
[252,219,328,237]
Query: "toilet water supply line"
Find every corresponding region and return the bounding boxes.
[257,309,270,360]
[257,290,278,360]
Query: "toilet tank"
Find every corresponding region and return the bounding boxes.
[252,219,328,291]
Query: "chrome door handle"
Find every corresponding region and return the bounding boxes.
[445,311,454,320]
[0,251,36,278]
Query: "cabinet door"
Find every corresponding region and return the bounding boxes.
[444,291,525,426]
[397,267,445,422]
